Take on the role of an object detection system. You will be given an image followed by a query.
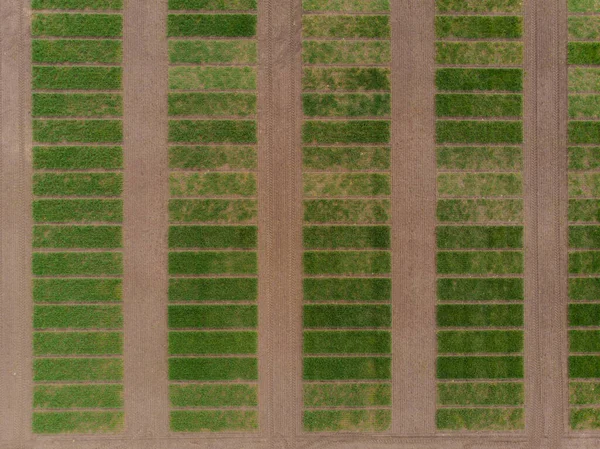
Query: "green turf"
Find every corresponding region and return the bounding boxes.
[34,332,122,355]
[33,226,121,249]
[169,146,256,170]
[436,0,522,13]
[169,278,257,301]
[304,199,390,223]
[570,68,600,93]
[304,331,391,354]
[571,408,600,430]
[302,68,390,92]
[437,278,523,301]
[569,43,600,65]
[169,67,256,90]
[436,121,523,144]
[437,199,523,222]
[169,305,257,328]
[33,94,122,118]
[435,16,522,39]
[570,356,600,378]
[33,120,122,144]
[33,67,121,90]
[169,120,256,143]
[437,147,522,171]
[34,305,123,329]
[303,226,390,249]
[438,330,523,354]
[169,199,257,223]
[34,279,121,303]
[570,0,600,11]
[570,330,600,352]
[438,173,522,197]
[33,173,122,197]
[168,93,256,117]
[33,199,122,223]
[32,411,123,434]
[303,251,391,275]
[302,15,390,38]
[437,356,523,379]
[303,93,391,117]
[570,226,600,248]
[169,226,256,248]
[167,14,256,37]
[170,172,256,197]
[570,95,600,120]
[169,357,257,380]
[169,40,257,64]
[304,304,391,328]
[169,331,257,354]
[34,358,123,381]
[570,278,600,300]
[438,382,524,405]
[569,304,600,326]
[436,408,524,430]
[570,17,600,41]
[168,251,257,275]
[436,94,522,118]
[303,0,390,12]
[570,200,600,222]
[304,410,391,432]
[32,14,122,37]
[436,69,523,92]
[304,357,390,380]
[32,252,122,276]
[570,122,600,145]
[170,384,257,407]
[303,41,391,64]
[570,382,600,405]
[303,173,390,197]
[437,304,524,327]
[169,0,257,9]
[303,147,390,171]
[34,385,123,409]
[437,251,523,275]
[436,42,523,66]
[32,0,123,9]
[570,147,600,170]
[569,251,600,274]
[33,146,122,170]
[304,278,391,301]
[437,226,523,249]
[32,40,121,64]
[170,410,258,432]
[304,383,390,407]
[303,121,390,144]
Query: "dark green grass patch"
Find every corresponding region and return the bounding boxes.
[436,42,523,66]
[303,226,390,249]
[570,147,600,171]
[34,384,123,409]
[437,356,523,379]
[303,147,390,171]
[32,0,123,9]
[303,121,390,144]
[32,40,121,64]
[304,304,391,328]
[437,173,522,197]
[169,357,257,380]
[436,69,523,92]
[170,384,257,407]
[34,305,123,329]
[34,332,122,355]
[169,40,257,64]
[570,278,600,300]
[437,251,523,275]
[570,122,600,145]
[437,199,523,222]
[303,41,390,64]
[169,67,256,90]
[304,199,390,223]
[570,226,600,248]
[569,43,600,65]
[34,358,123,381]
[169,331,257,354]
[570,200,600,222]
[304,383,390,407]
[302,15,390,39]
[32,14,122,37]
[169,0,257,9]
[303,173,390,197]
[569,251,600,274]
[169,146,256,170]
[569,0,600,12]
[304,278,390,301]
[438,330,523,354]
[169,120,256,143]
[33,226,121,249]
[570,68,600,92]
[171,410,257,432]
[436,408,524,431]
[33,252,122,276]
[570,382,600,405]
[169,278,257,301]
[33,120,122,144]
[303,0,390,12]
[170,172,256,197]
[304,357,390,380]
[571,408,600,430]
[34,279,121,303]
[437,304,524,327]
[169,251,256,275]
[437,146,522,171]
[168,93,256,117]
[570,95,600,120]
[437,278,523,301]
[169,226,256,249]
[436,94,522,118]
[570,356,600,378]
[304,331,390,354]
[435,16,522,39]
[33,67,121,90]
[437,226,523,249]
[302,68,390,92]
[303,251,391,275]
[169,199,257,223]
[570,330,600,352]
[569,303,600,326]
[33,94,122,118]
[33,173,122,197]
[304,410,390,432]
[436,0,522,13]
[436,121,523,144]
[33,199,122,223]
[571,17,600,42]
[303,93,390,117]
[33,146,122,170]
[168,305,257,328]
[33,411,123,434]
[167,14,256,37]
[438,382,524,405]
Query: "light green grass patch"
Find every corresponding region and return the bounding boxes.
[570,382,600,405]
[436,94,522,118]
[304,357,390,380]
[33,411,123,434]
[436,16,522,39]
[570,304,600,326]
[570,68,600,92]
[33,94,122,118]
[437,304,523,327]
[304,330,390,354]
[171,410,257,432]
[570,17,600,40]
[303,0,390,12]
[570,199,600,222]
[569,251,600,274]
[33,120,122,144]
[303,251,391,275]
[32,0,123,10]
[437,226,523,249]
[572,408,600,430]
[169,226,256,249]
[32,252,122,276]
[33,199,122,223]
[303,121,390,144]
[437,147,522,171]
[303,93,390,117]
[169,331,257,354]
[570,330,600,352]
[33,226,121,249]
[438,330,523,354]
[436,408,524,430]
[304,410,391,432]
[438,382,524,405]
[33,146,122,170]
[169,40,256,64]
[169,0,257,9]
[436,0,522,13]
[438,173,522,197]
[169,305,257,328]
[34,332,122,355]
[304,383,391,407]
[33,173,122,197]
[170,172,256,197]
[168,93,256,117]
[34,279,121,303]
[303,147,390,171]
[169,278,257,301]
[570,173,600,197]
[168,251,257,275]
[34,358,123,381]
[34,384,123,409]
[303,41,390,64]
[303,173,390,197]
[302,15,390,38]
[304,278,391,301]
[436,68,523,92]
[436,42,523,66]
[304,199,390,223]
[169,67,256,90]
[167,14,256,37]
[32,14,122,37]
[570,95,600,119]
[34,305,123,329]
[437,278,523,301]
[170,146,256,170]
[303,226,390,249]
[436,121,523,144]
[570,356,600,378]
[169,120,256,143]
[570,122,600,144]
[437,251,523,275]
[437,199,523,222]
[33,67,121,90]
[169,199,257,223]
[304,304,391,328]
[570,147,600,170]
[302,68,390,91]
[32,40,121,64]
[570,278,600,300]
[437,356,523,379]
[169,357,257,380]
[569,0,600,12]
[569,43,600,65]
[170,384,257,407]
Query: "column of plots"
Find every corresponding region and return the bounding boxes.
[166,0,259,433]
[30,0,124,435]
[301,0,392,433]
[434,0,525,431]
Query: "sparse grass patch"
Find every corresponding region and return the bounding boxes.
[33,67,122,90]
[570,95,600,119]
[170,172,256,197]
[569,199,600,222]
[169,278,257,301]
[437,199,523,222]
[33,199,122,223]
[169,146,256,170]
[167,14,256,37]
[303,0,390,12]
[302,15,390,39]
[303,147,390,171]
[304,357,391,380]
[304,278,391,301]
[33,120,122,144]
[32,14,122,37]
[436,0,522,13]
[437,251,523,275]
[169,199,257,223]
[304,199,390,223]
[33,94,122,118]
[570,226,600,248]
[437,304,523,327]
[169,40,257,64]
[303,41,390,64]
[169,67,256,90]
[33,411,123,434]
[32,0,122,9]
[303,120,390,144]
[168,305,257,328]
[571,408,600,430]
[570,278,600,300]
[569,68,600,92]
[437,226,523,249]
[437,278,523,301]
[303,383,391,407]
[437,173,522,197]
[33,173,122,197]
[304,304,391,328]
[171,410,258,432]
[436,42,523,66]
[437,146,522,171]
[570,17,600,40]
[569,251,600,274]
[34,385,123,409]
[32,40,121,64]
[570,382,600,405]
[33,226,122,249]
[304,331,391,354]
[304,410,391,432]
[33,279,121,303]
[169,0,257,9]
[303,173,390,197]
[170,384,257,407]
[570,147,600,170]
[168,93,256,117]
[303,251,391,275]
[303,93,391,117]
[438,382,524,405]
[169,357,257,380]
[436,408,524,430]
[302,68,390,91]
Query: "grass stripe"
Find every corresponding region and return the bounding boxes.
[33,252,122,276]
[33,226,122,249]
[168,251,257,275]
[168,305,257,329]
[169,357,257,381]
[33,67,121,90]
[169,278,257,302]
[167,14,256,37]
[304,304,391,328]
[304,410,391,432]
[33,146,122,170]
[34,305,123,329]
[33,411,123,434]
[34,384,123,409]
[303,278,391,302]
[33,173,122,197]
[303,383,391,407]
[437,304,524,327]
[436,121,523,145]
[304,357,391,380]
[170,410,257,432]
[436,408,524,431]
[33,332,123,355]
[437,278,523,301]
[437,356,524,379]
[34,358,123,381]
[33,120,122,144]
[32,40,122,64]
[438,382,524,406]
[170,384,257,407]
[32,14,122,37]
[33,199,122,223]
[168,331,257,354]
[33,279,121,303]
